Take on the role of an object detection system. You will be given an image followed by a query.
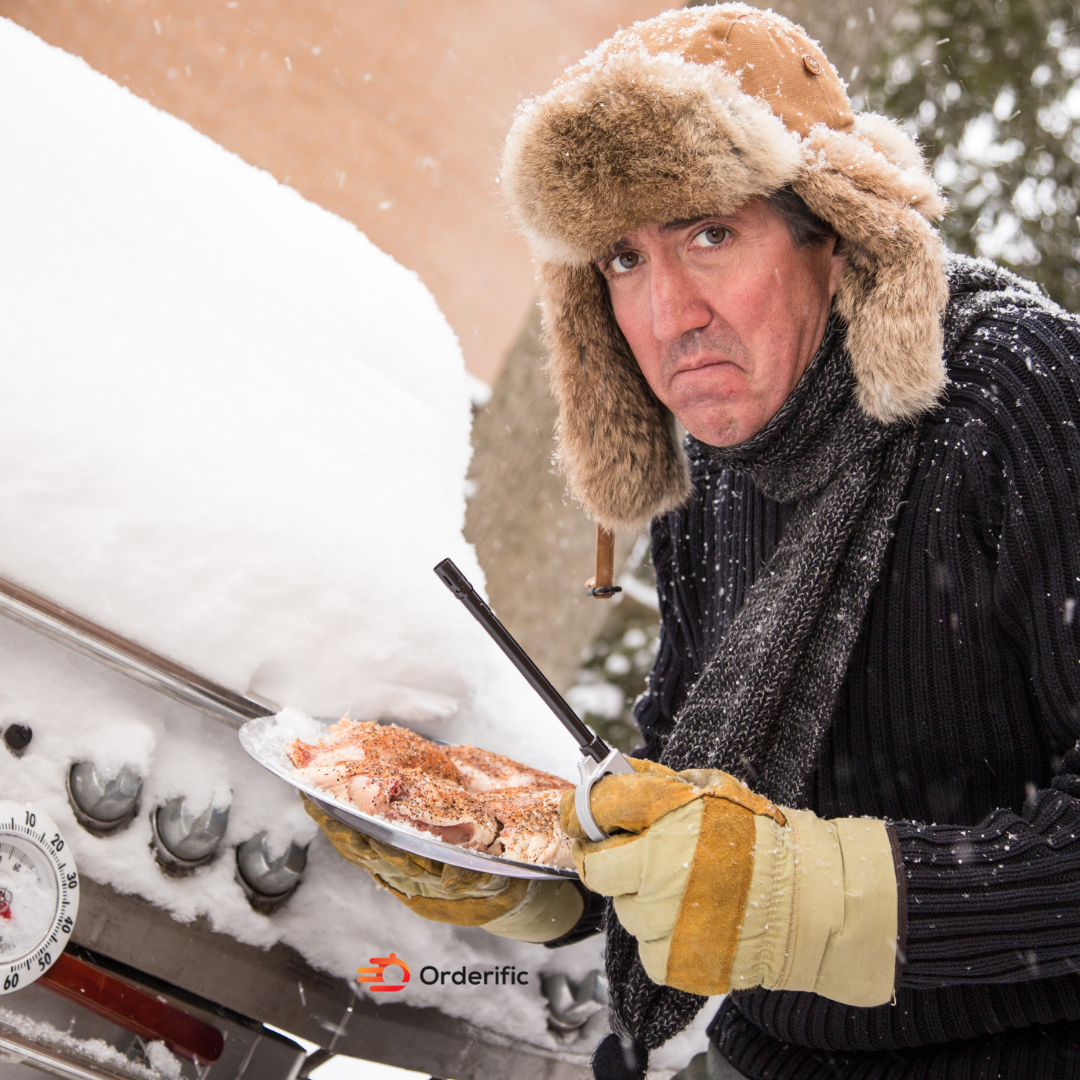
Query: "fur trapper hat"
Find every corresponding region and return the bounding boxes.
[500,4,949,531]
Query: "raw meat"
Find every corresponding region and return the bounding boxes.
[388,774,498,849]
[289,719,461,783]
[479,788,574,869]
[288,720,573,866]
[288,721,498,849]
[447,745,572,794]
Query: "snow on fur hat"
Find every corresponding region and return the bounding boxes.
[500,4,949,531]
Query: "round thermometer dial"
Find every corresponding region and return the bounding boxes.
[0,801,78,994]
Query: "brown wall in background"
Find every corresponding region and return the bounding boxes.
[2,0,670,384]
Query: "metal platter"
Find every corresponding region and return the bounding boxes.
[239,717,577,881]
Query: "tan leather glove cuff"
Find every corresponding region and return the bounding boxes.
[481,879,585,942]
[730,809,899,1007]
[382,877,527,926]
[366,856,509,900]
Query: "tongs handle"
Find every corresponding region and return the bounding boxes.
[435,558,609,762]
[434,557,632,839]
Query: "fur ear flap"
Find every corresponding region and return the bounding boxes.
[794,147,949,424]
[854,113,939,181]
[813,122,947,219]
[540,262,691,530]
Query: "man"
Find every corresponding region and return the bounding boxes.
[308,7,1080,1079]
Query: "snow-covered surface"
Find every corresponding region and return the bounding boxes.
[0,12,627,1063]
[0,1004,178,1079]
[0,604,596,1054]
[0,16,581,773]
[143,1041,183,1080]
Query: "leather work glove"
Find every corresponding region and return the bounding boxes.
[561,760,900,1006]
[302,795,583,943]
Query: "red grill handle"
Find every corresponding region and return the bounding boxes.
[39,951,224,1064]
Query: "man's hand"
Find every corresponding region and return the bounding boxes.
[302,795,583,942]
[560,760,900,1006]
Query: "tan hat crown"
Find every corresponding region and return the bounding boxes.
[578,7,854,138]
[500,5,950,531]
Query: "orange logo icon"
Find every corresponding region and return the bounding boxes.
[357,952,411,993]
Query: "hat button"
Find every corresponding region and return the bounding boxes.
[802,54,821,75]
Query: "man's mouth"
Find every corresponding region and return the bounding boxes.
[669,355,742,381]
[662,329,750,385]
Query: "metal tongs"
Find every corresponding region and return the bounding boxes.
[435,558,634,842]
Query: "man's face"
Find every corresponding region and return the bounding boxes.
[598,198,846,447]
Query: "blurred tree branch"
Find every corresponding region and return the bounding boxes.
[870,0,1080,308]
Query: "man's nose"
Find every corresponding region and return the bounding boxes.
[649,259,712,342]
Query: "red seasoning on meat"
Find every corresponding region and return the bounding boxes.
[289,719,461,783]
[478,787,573,868]
[445,744,571,793]
[288,720,573,867]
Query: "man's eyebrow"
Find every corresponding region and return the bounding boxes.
[660,216,716,234]
[597,236,635,264]
[604,217,718,257]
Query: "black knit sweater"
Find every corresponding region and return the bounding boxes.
[629,259,1080,1079]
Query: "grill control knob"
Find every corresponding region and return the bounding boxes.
[3,724,32,755]
[67,762,142,834]
[541,970,608,1040]
[236,833,307,911]
[151,798,230,872]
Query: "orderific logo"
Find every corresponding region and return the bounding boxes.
[355,952,531,994]
[357,952,411,993]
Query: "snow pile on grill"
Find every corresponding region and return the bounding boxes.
[0,16,638,1056]
[0,19,584,772]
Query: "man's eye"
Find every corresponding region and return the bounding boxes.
[692,226,729,247]
[609,252,640,274]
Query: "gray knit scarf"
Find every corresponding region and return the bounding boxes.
[600,317,921,1076]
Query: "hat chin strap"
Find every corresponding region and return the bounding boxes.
[585,525,622,599]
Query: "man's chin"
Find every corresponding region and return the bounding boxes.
[681,419,742,448]
[665,395,751,444]
[678,407,764,448]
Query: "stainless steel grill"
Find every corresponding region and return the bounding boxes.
[0,577,597,1080]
